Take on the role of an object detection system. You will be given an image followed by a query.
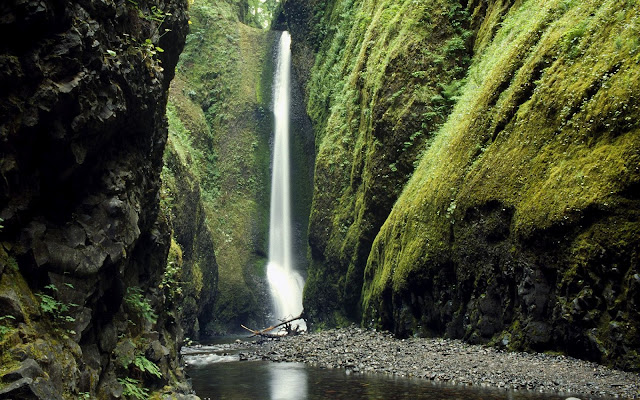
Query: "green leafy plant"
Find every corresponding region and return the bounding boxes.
[118,377,149,400]
[0,315,16,340]
[140,38,165,61]
[122,0,172,71]
[36,284,77,323]
[133,355,162,378]
[128,0,170,23]
[161,261,182,302]
[124,287,157,324]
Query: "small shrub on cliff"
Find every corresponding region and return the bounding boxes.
[124,286,158,324]
[36,284,77,323]
[161,238,184,304]
[0,315,16,340]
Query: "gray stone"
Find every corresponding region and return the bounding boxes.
[0,288,25,322]
[147,339,170,363]
[1,358,45,382]
[98,322,117,353]
[0,375,62,400]
[82,344,101,370]
[227,327,640,399]
[114,339,136,366]
[30,377,63,400]
[0,377,33,397]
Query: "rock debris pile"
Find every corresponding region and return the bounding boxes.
[241,327,640,399]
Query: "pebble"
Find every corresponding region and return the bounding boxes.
[235,326,640,399]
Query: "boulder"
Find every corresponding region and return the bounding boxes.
[0,358,45,383]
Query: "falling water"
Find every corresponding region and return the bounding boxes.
[266,31,306,330]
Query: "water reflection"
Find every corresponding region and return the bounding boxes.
[186,354,570,400]
[269,363,308,400]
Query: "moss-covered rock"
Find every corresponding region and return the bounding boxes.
[284,0,640,371]
[163,0,315,334]
[0,0,197,396]
[283,0,473,325]
[361,0,640,370]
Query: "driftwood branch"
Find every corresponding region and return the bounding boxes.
[241,312,305,338]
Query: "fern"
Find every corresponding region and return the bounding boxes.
[36,285,77,324]
[133,355,162,378]
[124,287,158,324]
[118,377,149,400]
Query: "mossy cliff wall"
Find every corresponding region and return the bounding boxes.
[280,0,473,325]
[0,0,196,398]
[162,0,314,334]
[281,0,640,370]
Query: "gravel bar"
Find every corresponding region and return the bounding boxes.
[238,326,640,399]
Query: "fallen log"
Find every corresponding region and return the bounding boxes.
[241,312,305,338]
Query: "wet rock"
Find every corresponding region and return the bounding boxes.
[98,322,117,353]
[114,339,136,366]
[0,378,34,398]
[82,344,101,370]
[0,0,192,397]
[238,327,640,399]
[147,339,170,363]
[0,287,25,322]
[97,370,124,399]
[0,376,62,400]
[1,359,44,383]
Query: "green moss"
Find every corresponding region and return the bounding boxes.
[163,0,281,332]
[0,357,20,391]
[303,0,472,325]
[167,237,183,267]
[358,0,640,368]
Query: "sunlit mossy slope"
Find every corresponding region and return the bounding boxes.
[281,0,474,326]
[282,0,640,369]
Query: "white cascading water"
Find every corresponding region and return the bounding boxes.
[266,31,306,331]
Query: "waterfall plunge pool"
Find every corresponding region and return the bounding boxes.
[183,338,571,400]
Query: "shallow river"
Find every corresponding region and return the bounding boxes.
[184,338,571,400]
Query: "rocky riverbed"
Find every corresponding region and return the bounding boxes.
[227,327,640,399]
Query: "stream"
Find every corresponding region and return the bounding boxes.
[183,338,571,400]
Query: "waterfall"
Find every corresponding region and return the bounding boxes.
[266,31,306,331]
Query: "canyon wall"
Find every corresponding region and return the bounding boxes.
[0,0,198,397]
[280,0,640,370]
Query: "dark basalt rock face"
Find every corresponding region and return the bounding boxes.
[0,0,193,398]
